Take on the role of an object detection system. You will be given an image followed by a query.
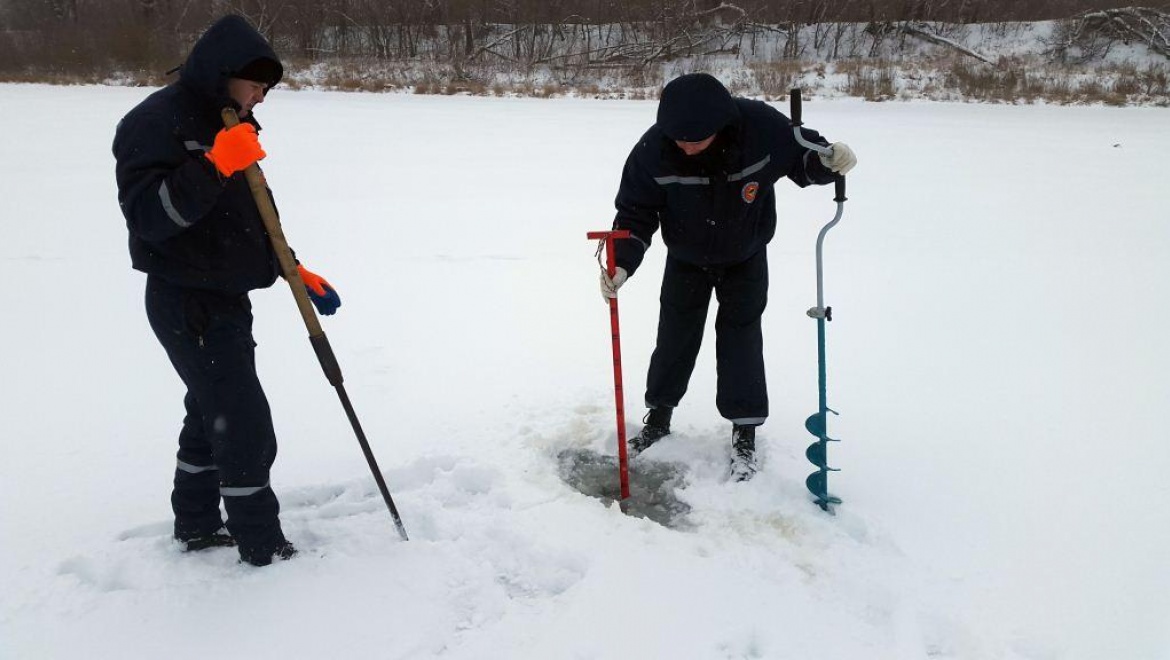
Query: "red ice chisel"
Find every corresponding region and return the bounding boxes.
[587,229,631,500]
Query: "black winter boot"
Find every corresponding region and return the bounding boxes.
[629,408,673,458]
[178,527,236,552]
[241,540,298,567]
[729,424,758,482]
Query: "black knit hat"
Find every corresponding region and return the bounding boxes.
[233,56,282,88]
[656,73,737,142]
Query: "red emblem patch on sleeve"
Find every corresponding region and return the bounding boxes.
[742,181,759,203]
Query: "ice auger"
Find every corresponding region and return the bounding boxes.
[789,89,847,512]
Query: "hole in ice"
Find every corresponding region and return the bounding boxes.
[556,448,691,529]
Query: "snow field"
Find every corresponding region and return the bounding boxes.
[1,84,1168,659]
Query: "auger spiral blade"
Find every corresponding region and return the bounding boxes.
[805,471,843,511]
[805,409,841,510]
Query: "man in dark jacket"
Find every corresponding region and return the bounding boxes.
[602,73,856,482]
[113,15,341,566]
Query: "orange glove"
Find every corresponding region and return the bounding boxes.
[297,264,341,315]
[205,123,266,177]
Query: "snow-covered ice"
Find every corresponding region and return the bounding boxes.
[1,84,1168,659]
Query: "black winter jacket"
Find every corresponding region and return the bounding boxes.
[613,98,837,276]
[113,16,282,294]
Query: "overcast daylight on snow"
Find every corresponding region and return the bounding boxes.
[2,2,1168,659]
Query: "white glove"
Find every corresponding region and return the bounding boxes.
[818,142,857,175]
[600,267,628,301]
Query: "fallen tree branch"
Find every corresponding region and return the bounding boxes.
[899,22,994,64]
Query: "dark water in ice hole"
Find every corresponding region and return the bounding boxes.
[556,448,692,529]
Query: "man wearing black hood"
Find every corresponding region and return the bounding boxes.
[113,15,341,565]
[602,73,856,482]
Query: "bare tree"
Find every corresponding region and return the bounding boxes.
[1048,6,1170,62]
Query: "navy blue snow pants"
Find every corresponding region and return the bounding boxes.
[645,249,769,425]
[145,276,287,561]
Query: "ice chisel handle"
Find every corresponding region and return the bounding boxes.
[221,107,408,542]
[220,108,342,385]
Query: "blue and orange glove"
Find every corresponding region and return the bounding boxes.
[205,123,266,177]
[298,264,341,315]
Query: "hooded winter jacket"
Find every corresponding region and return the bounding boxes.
[613,75,837,276]
[113,15,284,294]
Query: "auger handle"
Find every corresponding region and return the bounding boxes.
[790,88,834,159]
[789,89,846,202]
